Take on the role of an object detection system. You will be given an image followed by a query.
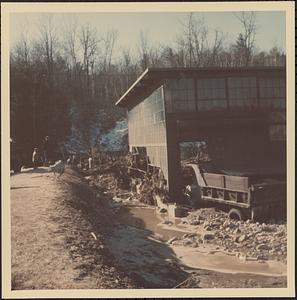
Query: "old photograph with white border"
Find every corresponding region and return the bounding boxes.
[1,2,295,298]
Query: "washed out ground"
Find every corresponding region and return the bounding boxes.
[10,165,287,289]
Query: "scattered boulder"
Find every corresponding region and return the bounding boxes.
[256,243,270,251]
[238,234,247,243]
[183,240,192,246]
[239,254,247,262]
[162,220,173,225]
[190,220,200,225]
[167,236,178,244]
[256,254,268,261]
[202,232,215,240]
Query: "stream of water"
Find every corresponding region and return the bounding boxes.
[117,205,286,277]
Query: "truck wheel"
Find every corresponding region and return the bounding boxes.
[228,208,243,220]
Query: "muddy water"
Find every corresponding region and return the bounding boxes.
[117,205,286,277]
[173,246,286,277]
[117,206,190,241]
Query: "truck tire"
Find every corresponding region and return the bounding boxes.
[228,208,243,220]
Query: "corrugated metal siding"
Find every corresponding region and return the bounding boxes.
[128,86,166,145]
[146,145,168,182]
[127,86,168,182]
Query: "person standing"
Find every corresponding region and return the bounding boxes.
[32,147,40,170]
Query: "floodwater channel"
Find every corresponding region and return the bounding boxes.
[115,205,286,278]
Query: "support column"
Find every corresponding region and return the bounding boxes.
[166,117,183,203]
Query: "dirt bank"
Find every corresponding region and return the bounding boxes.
[11,167,136,289]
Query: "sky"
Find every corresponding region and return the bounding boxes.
[10,11,286,59]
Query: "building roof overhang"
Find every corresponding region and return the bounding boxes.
[115,66,285,109]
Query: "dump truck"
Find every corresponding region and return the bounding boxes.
[182,161,286,221]
[115,67,287,220]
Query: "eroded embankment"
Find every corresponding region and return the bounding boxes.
[10,167,136,289]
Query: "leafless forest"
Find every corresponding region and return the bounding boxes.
[10,12,285,161]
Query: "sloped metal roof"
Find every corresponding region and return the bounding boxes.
[115,66,285,108]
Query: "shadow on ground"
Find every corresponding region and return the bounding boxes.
[63,169,189,288]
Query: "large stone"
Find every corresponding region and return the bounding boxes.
[238,234,247,243]
[163,220,173,225]
[202,232,215,240]
[274,230,285,237]
[167,236,178,244]
[229,222,239,229]
[239,254,247,262]
[256,254,268,261]
[223,220,229,227]
[190,220,200,225]
[168,204,187,218]
[187,233,197,238]
[256,243,270,251]
[183,240,192,246]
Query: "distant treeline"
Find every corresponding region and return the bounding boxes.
[10,12,285,162]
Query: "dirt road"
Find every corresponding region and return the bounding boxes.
[10,167,135,289]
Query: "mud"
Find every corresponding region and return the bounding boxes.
[11,165,286,290]
[110,204,286,278]
[87,169,287,288]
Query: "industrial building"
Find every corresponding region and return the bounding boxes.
[116,67,286,202]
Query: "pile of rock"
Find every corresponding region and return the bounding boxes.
[178,208,287,263]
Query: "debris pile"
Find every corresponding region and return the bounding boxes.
[82,151,169,206]
[171,208,287,263]
[80,152,287,265]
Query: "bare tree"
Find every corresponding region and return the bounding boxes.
[234,12,257,66]
[121,48,136,88]
[177,13,210,67]
[79,23,98,100]
[63,16,79,69]
[138,30,151,70]
[38,14,60,134]
[39,14,59,81]
[13,18,31,65]
[207,29,225,66]
[101,29,118,72]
